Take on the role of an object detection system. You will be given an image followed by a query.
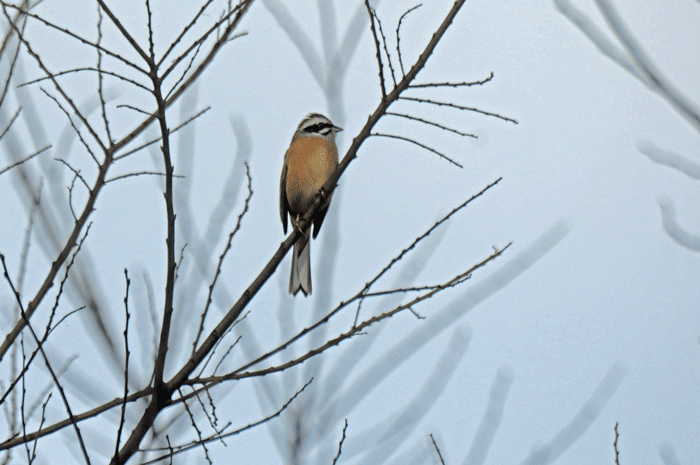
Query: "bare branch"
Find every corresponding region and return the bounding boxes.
[371,132,463,168]
[114,107,210,161]
[54,158,90,190]
[105,171,184,184]
[365,0,386,100]
[189,243,509,387]
[140,379,313,465]
[400,96,519,124]
[372,7,396,87]
[430,434,445,465]
[109,1,253,158]
[165,42,203,101]
[115,104,155,117]
[0,145,48,177]
[40,88,98,164]
[410,71,494,88]
[0,222,91,411]
[113,270,131,461]
[95,0,149,65]
[19,67,151,92]
[1,7,28,109]
[396,4,421,77]
[160,0,250,81]
[555,0,700,132]
[0,105,21,143]
[158,0,216,67]
[386,111,477,138]
[0,254,92,464]
[193,162,253,353]
[177,388,213,465]
[209,178,502,386]
[1,1,148,74]
[0,386,155,451]
[96,4,112,144]
[332,419,349,465]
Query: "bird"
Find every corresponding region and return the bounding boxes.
[279,113,342,296]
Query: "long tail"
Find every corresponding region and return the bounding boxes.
[289,235,311,296]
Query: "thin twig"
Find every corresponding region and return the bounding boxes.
[193,162,252,353]
[54,157,90,190]
[400,95,519,124]
[29,394,51,464]
[200,177,501,385]
[371,132,463,168]
[410,71,494,88]
[105,171,184,184]
[140,379,313,465]
[158,0,216,67]
[96,4,112,144]
[19,67,150,92]
[365,0,386,100]
[40,87,98,164]
[0,145,49,177]
[396,4,422,77]
[113,270,131,460]
[177,388,213,465]
[372,7,396,87]
[0,385,156,451]
[0,6,25,110]
[2,2,148,74]
[114,107,210,161]
[0,254,92,465]
[160,1,249,81]
[613,422,620,465]
[165,42,203,101]
[0,106,21,142]
[189,243,509,386]
[0,222,91,410]
[115,104,155,117]
[430,434,445,465]
[1,5,106,152]
[386,111,477,138]
[46,222,92,332]
[96,0,149,64]
[332,419,349,465]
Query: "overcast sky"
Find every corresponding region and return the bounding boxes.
[0,0,698,464]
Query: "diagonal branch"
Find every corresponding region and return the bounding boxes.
[1,4,106,152]
[365,0,386,100]
[168,0,471,400]
[95,0,149,65]
[371,132,462,167]
[1,1,148,74]
[0,254,92,465]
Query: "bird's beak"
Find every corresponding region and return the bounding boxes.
[334,126,343,132]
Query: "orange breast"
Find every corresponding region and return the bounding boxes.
[284,137,338,214]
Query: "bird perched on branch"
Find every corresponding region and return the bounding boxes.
[279,113,342,296]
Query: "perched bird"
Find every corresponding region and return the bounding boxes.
[279,113,342,296]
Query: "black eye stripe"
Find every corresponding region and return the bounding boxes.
[304,122,333,133]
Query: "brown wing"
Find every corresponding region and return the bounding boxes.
[279,159,289,234]
[312,207,328,239]
[312,196,331,239]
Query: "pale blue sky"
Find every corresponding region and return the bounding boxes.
[0,0,698,464]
